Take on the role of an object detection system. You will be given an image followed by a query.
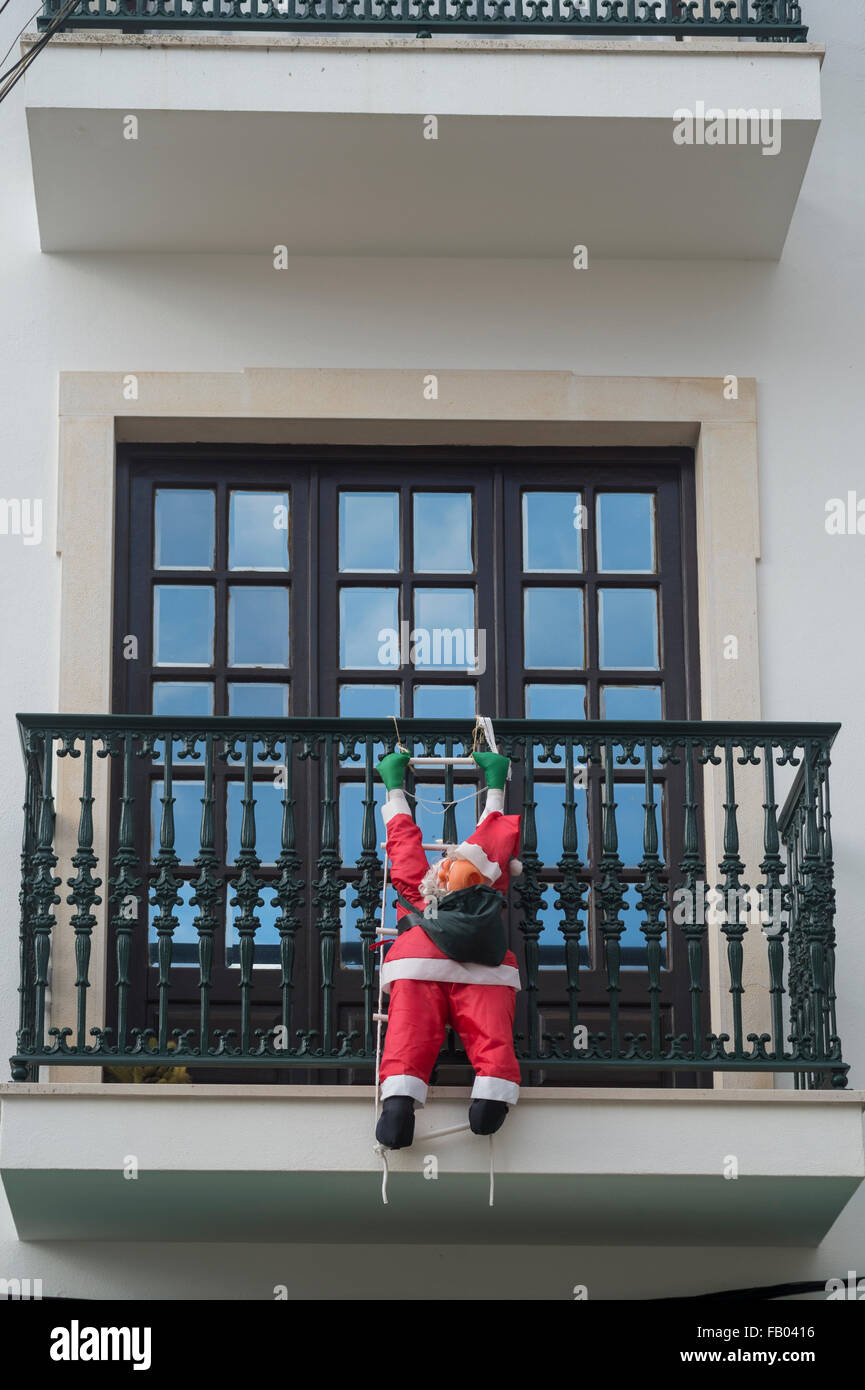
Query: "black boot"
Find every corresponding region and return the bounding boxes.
[376,1096,416,1149]
[469,1099,509,1136]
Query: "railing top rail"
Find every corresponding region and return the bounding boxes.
[37,0,810,40]
[16,713,841,741]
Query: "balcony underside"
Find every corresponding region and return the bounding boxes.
[2,1085,862,1244]
[24,35,822,258]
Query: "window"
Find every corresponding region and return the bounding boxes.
[115,446,700,1084]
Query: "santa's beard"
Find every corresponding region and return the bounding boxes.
[418,861,450,903]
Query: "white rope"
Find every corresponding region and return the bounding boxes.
[489,1135,495,1207]
[403,785,481,813]
[373,850,391,1205]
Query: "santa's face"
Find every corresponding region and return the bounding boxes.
[435,857,486,895]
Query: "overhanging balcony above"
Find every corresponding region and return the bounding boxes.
[22,22,823,258]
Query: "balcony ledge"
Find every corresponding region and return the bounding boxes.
[2,1084,862,1245]
[22,32,823,258]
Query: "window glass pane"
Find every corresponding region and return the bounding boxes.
[228,683,289,717]
[339,588,399,669]
[228,587,289,667]
[153,682,214,717]
[226,899,281,969]
[597,493,655,573]
[412,685,476,719]
[339,783,387,862]
[522,492,583,572]
[227,781,284,865]
[153,586,214,666]
[412,589,476,670]
[148,881,198,967]
[339,684,400,720]
[150,781,204,863]
[598,589,659,669]
[154,489,214,570]
[535,782,588,864]
[600,685,662,721]
[229,491,289,571]
[524,588,584,669]
[525,683,586,720]
[413,493,472,573]
[339,492,399,572]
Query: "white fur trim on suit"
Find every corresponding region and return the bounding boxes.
[442,840,501,884]
[471,1076,520,1105]
[382,957,521,992]
[381,1074,427,1107]
[382,791,411,823]
[478,787,505,822]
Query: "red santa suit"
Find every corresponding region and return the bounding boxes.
[378,799,523,1109]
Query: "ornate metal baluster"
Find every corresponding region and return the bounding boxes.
[230,734,263,1055]
[638,736,665,1059]
[759,741,788,1060]
[817,755,839,1061]
[352,735,381,1056]
[513,735,544,1057]
[597,738,626,1059]
[14,740,40,1076]
[314,733,343,1055]
[717,740,749,1058]
[67,732,102,1053]
[191,733,221,1058]
[273,735,304,1051]
[151,732,182,1055]
[678,737,707,1060]
[31,732,61,1055]
[109,732,140,1055]
[799,739,831,1072]
[555,735,588,1048]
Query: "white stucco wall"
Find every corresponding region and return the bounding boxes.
[0,0,863,1297]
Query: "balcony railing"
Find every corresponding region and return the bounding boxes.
[38,0,809,41]
[12,715,845,1086]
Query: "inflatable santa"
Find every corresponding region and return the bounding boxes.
[375,749,523,1150]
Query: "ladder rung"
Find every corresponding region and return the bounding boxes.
[410,756,477,766]
[373,1013,388,1023]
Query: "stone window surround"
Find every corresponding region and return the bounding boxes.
[49,368,765,1086]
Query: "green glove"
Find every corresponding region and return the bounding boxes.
[376,751,412,791]
[472,750,510,790]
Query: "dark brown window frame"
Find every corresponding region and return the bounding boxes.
[112,442,705,1086]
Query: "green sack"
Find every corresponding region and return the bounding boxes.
[395,885,509,967]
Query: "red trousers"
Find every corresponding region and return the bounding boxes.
[380,978,521,1107]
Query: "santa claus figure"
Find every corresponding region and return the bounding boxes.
[374,748,523,1150]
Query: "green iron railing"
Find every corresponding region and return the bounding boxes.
[12,714,845,1086]
[38,0,809,41]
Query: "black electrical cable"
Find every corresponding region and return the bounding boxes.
[0,0,82,107]
[654,1278,843,1302]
